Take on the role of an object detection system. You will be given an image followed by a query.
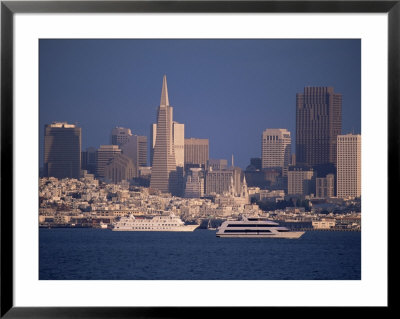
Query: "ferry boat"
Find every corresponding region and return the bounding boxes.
[111,214,199,232]
[216,215,305,239]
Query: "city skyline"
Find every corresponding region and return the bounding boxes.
[39,39,361,169]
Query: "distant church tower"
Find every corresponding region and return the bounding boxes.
[150,75,180,195]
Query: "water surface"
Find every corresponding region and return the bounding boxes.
[39,228,361,280]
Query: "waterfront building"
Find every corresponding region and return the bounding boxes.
[104,153,137,184]
[258,189,285,202]
[96,145,121,179]
[44,122,81,179]
[312,218,336,229]
[111,127,132,146]
[296,87,342,167]
[150,75,180,196]
[337,134,361,198]
[287,166,315,196]
[184,167,205,198]
[184,138,209,167]
[316,174,335,198]
[173,121,185,167]
[262,128,291,175]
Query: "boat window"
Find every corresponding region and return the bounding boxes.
[224,229,271,233]
[226,224,279,227]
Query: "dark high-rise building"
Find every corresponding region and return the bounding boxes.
[250,158,262,171]
[44,122,81,179]
[81,147,97,174]
[296,87,342,167]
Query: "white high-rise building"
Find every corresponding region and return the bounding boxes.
[262,129,291,174]
[111,127,132,146]
[150,123,157,166]
[337,134,361,198]
[173,121,185,167]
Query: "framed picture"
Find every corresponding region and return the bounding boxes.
[1,0,394,317]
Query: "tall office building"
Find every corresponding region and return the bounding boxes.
[134,135,148,167]
[150,75,180,195]
[337,134,361,198]
[262,128,291,173]
[120,135,147,170]
[111,127,147,173]
[316,174,335,198]
[150,123,157,166]
[296,87,342,167]
[81,147,97,175]
[44,122,81,179]
[185,138,209,167]
[96,145,121,179]
[173,121,185,167]
[287,166,315,196]
[111,127,132,146]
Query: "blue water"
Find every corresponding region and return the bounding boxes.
[39,228,361,280]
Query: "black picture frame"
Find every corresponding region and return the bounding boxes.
[1,0,395,317]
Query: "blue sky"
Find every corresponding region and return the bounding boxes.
[39,39,361,169]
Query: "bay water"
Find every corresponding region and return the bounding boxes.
[39,228,361,280]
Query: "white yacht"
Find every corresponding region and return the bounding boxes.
[216,215,305,239]
[111,214,199,232]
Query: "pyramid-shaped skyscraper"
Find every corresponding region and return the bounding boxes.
[150,75,180,195]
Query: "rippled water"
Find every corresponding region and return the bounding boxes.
[39,228,361,280]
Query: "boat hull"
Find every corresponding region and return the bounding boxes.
[112,224,199,232]
[216,231,305,239]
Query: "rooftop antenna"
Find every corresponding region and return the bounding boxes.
[232,154,234,167]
